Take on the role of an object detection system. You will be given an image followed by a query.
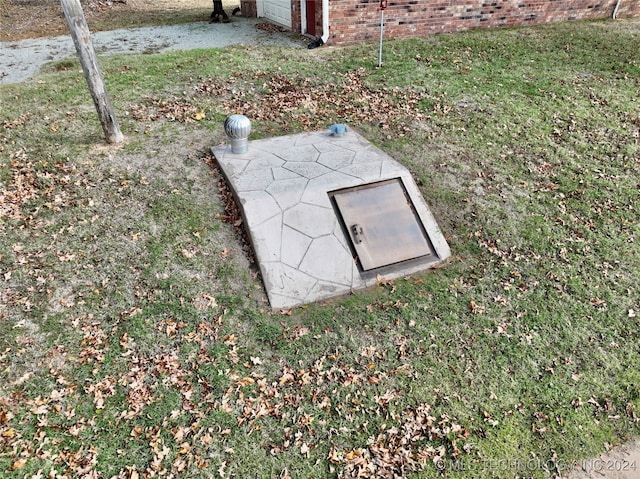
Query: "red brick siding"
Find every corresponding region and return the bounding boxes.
[241,0,258,18]
[312,0,324,36]
[324,0,639,45]
[292,0,302,32]
[254,0,638,44]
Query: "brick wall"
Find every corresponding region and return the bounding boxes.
[312,0,324,36]
[241,0,257,18]
[320,0,639,45]
[292,0,302,33]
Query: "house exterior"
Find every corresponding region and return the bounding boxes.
[240,0,639,45]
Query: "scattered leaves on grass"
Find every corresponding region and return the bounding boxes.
[3,19,640,479]
[330,403,471,477]
[0,148,79,225]
[209,69,432,135]
[127,68,435,139]
[2,113,32,130]
[126,97,204,123]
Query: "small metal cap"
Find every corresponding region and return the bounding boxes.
[224,114,251,154]
[329,123,347,137]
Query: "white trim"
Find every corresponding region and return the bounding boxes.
[321,0,329,43]
[301,0,307,34]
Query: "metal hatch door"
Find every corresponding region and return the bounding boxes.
[331,178,435,271]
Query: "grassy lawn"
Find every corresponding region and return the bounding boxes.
[1,18,639,478]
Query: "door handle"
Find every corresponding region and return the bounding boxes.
[351,224,364,244]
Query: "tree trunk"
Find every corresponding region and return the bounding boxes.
[60,0,124,144]
[210,0,229,22]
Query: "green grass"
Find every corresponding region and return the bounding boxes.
[1,18,640,479]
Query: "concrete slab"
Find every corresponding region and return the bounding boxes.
[212,129,451,310]
[565,439,640,479]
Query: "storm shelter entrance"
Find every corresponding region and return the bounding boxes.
[212,129,451,309]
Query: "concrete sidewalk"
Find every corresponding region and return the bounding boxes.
[0,17,305,85]
[566,439,640,479]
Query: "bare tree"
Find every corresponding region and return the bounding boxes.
[61,0,124,144]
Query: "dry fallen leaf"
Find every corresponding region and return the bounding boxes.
[11,458,27,471]
[375,274,393,286]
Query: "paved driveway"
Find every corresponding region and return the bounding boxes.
[0,18,305,84]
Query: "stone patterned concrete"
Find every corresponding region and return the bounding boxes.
[212,129,451,309]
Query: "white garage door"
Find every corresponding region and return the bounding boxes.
[259,0,291,28]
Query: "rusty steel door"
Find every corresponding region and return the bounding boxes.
[332,178,435,271]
